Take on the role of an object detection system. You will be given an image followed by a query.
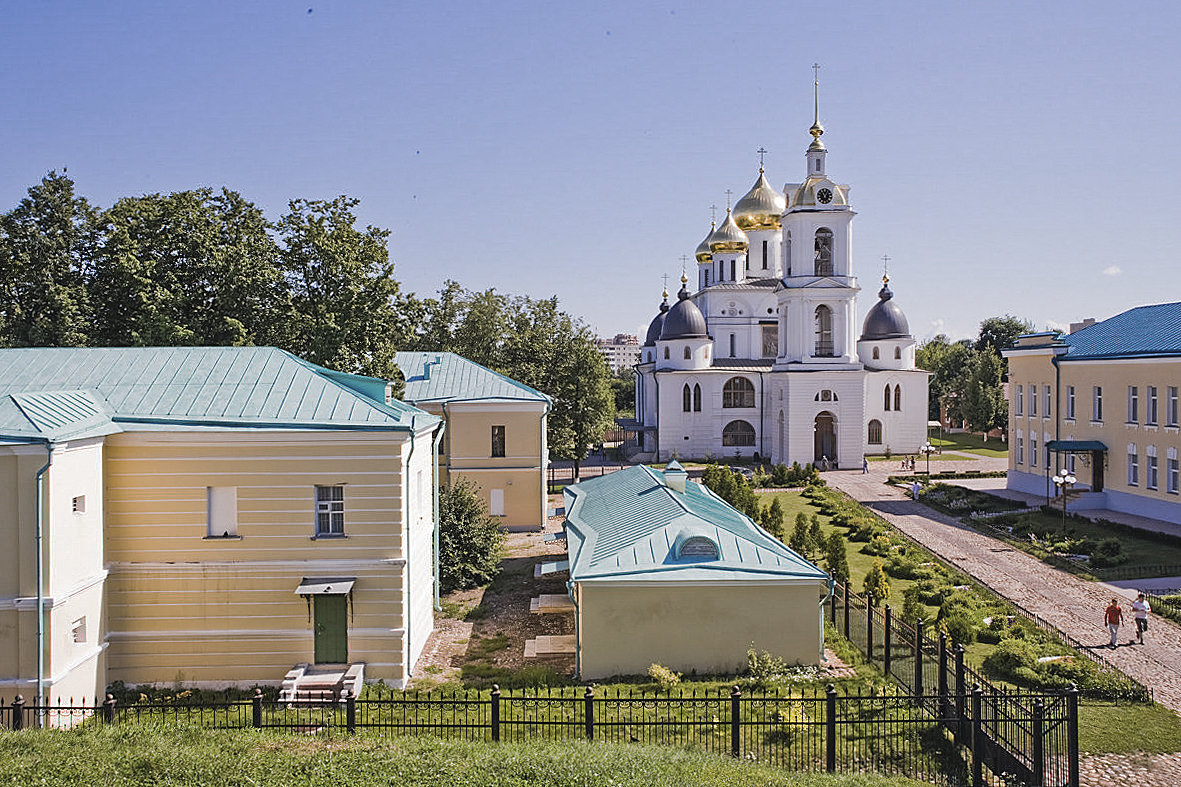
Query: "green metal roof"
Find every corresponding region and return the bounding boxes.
[1046,440,1107,452]
[562,465,829,583]
[0,347,437,442]
[395,352,551,405]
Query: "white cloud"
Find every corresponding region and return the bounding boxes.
[1102,265,1123,276]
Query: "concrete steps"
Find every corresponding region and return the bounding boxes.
[523,635,576,658]
[529,594,575,614]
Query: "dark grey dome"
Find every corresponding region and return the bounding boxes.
[660,286,708,340]
[643,296,670,347]
[861,283,912,340]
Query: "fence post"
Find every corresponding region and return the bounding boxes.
[1032,699,1045,787]
[866,594,874,664]
[830,584,838,624]
[345,689,356,734]
[843,583,850,637]
[102,693,116,725]
[938,633,949,720]
[954,644,966,745]
[971,684,983,787]
[914,619,925,697]
[823,683,838,773]
[584,686,594,741]
[252,688,263,729]
[730,685,741,758]
[883,605,893,680]
[10,696,23,731]
[1067,683,1079,787]
[490,684,501,743]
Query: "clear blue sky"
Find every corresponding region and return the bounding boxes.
[3,1,1179,343]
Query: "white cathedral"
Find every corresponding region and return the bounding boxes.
[634,109,929,469]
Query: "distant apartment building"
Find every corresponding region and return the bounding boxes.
[595,334,641,374]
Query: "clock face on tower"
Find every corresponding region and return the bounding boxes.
[817,187,833,204]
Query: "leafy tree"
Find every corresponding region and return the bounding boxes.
[862,559,890,606]
[701,463,758,519]
[824,531,850,585]
[761,497,785,540]
[275,196,412,385]
[976,315,1035,374]
[961,349,1007,436]
[90,188,285,348]
[916,334,974,422]
[437,478,505,593]
[808,514,823,551]
[901,585,926,624]
[609,368,636,417]
[789,512,812,556]
[0,172,95,347]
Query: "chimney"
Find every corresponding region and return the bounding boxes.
[1068,318,1096,335]
[663,460,687,493]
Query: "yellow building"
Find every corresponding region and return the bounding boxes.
[0,347,442,704]
[562,462,830,680]
[1003,302,1181,525]
[396,352,550,528]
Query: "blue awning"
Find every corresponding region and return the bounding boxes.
[1046,440,1107,452]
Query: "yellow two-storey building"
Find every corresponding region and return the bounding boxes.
[1003,302,1181,525]
[0,347,442,704]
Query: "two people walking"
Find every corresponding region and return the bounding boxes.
[1105,593,1151,648]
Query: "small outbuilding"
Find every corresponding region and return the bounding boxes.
[562,462,831,680]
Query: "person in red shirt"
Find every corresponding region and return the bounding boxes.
[1104,598,1124,648]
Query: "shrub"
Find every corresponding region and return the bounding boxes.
[808,514,824,551]
[862,534,894,557]
[789,513,813,555]
[862,560,890,605]
[982,637,1041,679]
[438,478,506,593]
[647,663,682,691]
[824,531,850,585]
[1090,538,1127,568]
[746,645,788,686]
[940,612,978,645]
[901,586,926,624]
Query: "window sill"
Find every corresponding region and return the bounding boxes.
[203,535,242,541]
[1090,421,1103,426]
[310,534,348,541]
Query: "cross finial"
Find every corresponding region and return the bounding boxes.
[661,273,670,291]
[881,254,891,285]
[724,189,733,210]
[756,146,768,169]
[813,63,820,121]
[679,254,689,273]
[709,203,718,224]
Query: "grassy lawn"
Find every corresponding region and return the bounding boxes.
[0,726,931,787]
[930,432,1009,458]
[868,453,975,463]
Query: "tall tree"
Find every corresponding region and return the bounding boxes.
[89,188,284,347]
[0,172,95,347]
[961,349,1007,435]
[976,315,1035,379]
[275,196,412,384]
[916,334,975,422]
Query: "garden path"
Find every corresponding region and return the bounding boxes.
[825,459,1181,716]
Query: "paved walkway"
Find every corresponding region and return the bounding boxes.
[826,459,1181,716]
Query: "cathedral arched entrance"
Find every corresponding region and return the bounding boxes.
[814,411,836,466]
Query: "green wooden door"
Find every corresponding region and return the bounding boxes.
[313,595,348,663]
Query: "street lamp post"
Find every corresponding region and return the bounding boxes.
[921,442,935,477]
[1053,468,1077,529]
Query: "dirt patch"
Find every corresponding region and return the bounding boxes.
[411,496,573,688]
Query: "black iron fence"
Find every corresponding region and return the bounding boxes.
[2,684,1070,786]
[831,582,1083,787]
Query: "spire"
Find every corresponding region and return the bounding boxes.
[808,63,825,152]
[678,271,690,299]
[879,255,893,300]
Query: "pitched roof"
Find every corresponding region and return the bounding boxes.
[1062,302,1181,360]
[395,352,551,405]
[562,465,828,583]
[0,346,436,442]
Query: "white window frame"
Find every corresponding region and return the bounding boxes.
[490,488,505,517]
[1147,445,1158,490]
[1148,386,1159,425]
[207,486,239,538]
[1168,448,1179,494]
[1030,383,1037,417]
[72,495,86,514]
[1128,386,1139,424]
[1169,386,1179,427]
[1030,433,1038,468]
[1066,386,1076,420]
[71,616,87,644]
[1127,444,1139,487]
[1044,385,1052,418]
[1015,385,1024,416]
[315,485,345,536]
[1093,386,1103,422]
[1015,432,1024,465]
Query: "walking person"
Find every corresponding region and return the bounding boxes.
[1132,592,1151,644]
[862,456,869,474]
[1104,597,1124,648]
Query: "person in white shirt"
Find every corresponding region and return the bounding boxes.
[1131,592,1151,645]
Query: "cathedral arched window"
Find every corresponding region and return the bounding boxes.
[693,384,702,412]
[894,385,902,411]
[814,228,833,276]
[784,231,792,276]
[762,240,768,269]
[684,346,691,360]
[814,305,834,357]
[722,377,755,408]
[722,420,756,446]
[884,385,892,411]
[868,419,883,445]
[664,347,669,360]
[718,260,724,282]
[682,384,691,413]
[872,347,880,360]
[894,346,902,360]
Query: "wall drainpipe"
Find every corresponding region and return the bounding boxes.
[34,441,54,707]
[818,577,835,664]
[404,417,417,679]
[432,420,445,611]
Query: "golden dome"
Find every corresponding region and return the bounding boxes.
[708,210,749,253]
[733,169,786,231]
[694,223,715,263]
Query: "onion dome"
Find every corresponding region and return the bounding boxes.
[708,209,749,253]
[694,222,715,264]
[660,276,708,340]
[643,291,671,347]
[860,276,912,340]
[733,169,786,231]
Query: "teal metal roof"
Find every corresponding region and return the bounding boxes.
[395,352,551,405]
[0,347,437,442]
[562,465,829,583]
[1062,302,1181,360]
